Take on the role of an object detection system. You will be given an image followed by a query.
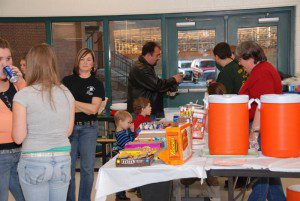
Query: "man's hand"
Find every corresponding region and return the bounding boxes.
[173,74,183,83]
[167,91,177,96]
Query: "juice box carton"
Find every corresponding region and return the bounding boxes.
[158,123,192,165]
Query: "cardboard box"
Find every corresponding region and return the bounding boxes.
[158,123,192,165]
[116,155,154,167]
[192,116,206,139]
[125,141,164,150]
[136,130,166,139]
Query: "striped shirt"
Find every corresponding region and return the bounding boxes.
[115,129,135,150]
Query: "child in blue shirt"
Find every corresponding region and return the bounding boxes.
[114,110,135,201]
[114,110,135,150]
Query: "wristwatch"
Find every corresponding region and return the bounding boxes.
[250,128,260,133]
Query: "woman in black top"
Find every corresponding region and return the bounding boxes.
[62,48,105,201]
[0,37,25,201]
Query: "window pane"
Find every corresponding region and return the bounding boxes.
[52,21,104,79]
[238,26,278,68]
[178,30,216,87]
[0,22,46,68]
[109,20,161,103]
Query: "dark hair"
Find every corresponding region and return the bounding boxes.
[213,42,232,59]
[133,97,150,114]
[0,38,11,50]
[73,47,96,75]
[237,41,267,64]
[141,41,161,56]
[208,82,227,95]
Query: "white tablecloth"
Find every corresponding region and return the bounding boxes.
[95,150,207,201]
[205,152,300,172]
[95,149,300,201]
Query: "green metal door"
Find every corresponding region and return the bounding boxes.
[227,11,292,74]
[165,16,225,107]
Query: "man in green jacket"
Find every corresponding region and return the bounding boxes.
[213,42,248,94]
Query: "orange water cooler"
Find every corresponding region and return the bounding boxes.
[258,94,300,158]
[205,95,251,155]
[287,185,300,201]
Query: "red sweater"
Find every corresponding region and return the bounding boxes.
[239,61,282,121]
[133,114,151,137]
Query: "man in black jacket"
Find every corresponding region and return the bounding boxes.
[127,41,182,117]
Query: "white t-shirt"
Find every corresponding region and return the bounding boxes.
[13,84,74,152]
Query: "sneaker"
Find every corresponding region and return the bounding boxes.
[115,195,131,201]
[136,188,142,198]
[127,188,136,193]
[136,191,142,198]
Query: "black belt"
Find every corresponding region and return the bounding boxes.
[75,121,98,126]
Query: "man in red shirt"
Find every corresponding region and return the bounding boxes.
[237,41,284,201]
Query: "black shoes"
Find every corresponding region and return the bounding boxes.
[115,195,131,201]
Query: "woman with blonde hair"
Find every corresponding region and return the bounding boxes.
[12,43,75,201]
[63,48,105,201]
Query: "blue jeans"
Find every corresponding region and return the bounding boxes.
[248,177,286,201]
[17,155,71,201]
[248,122,286,201]
[67,123,99,201]
[0,151,25,201]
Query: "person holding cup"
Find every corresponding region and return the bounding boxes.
[0,37,25,201]
[237,41,284,201]
[127,41,182,119]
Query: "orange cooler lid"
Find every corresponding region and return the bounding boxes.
[208,94,249,104]
[260,94,300,103]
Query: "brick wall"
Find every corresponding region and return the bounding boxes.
[52,22,104,79]
[0,22,46,67]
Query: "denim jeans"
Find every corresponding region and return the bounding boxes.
[248,177,286,201]
[0,151,25,201]
[17,155,71,201]
[67,123,99,201]
[248,122,286,201]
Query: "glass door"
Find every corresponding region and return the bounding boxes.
[227,12,291,74]
[166,17,225,106]
[52,21,104,79]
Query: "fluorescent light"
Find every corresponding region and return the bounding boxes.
[258,17,279,23]
[176,22,196,27]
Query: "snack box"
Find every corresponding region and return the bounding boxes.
[118,148,151,158]
[178,117,191,124]
[125,141,164,150]
[116,155,154,167]
[136,130,166,139]
[192,110,206,139]
[158,123,192,165]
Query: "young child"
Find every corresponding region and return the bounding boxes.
[114,110,135,201]
[133,97,152,138]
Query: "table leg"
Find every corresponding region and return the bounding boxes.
[104,121,108,136]
[228,177,234,201]
[102,142,107,164]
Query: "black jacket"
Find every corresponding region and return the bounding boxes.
[127,56,178,115]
